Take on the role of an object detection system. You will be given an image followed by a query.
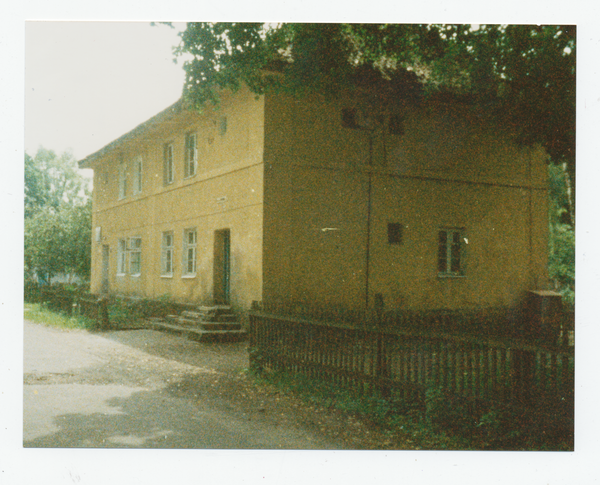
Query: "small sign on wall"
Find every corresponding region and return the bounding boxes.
[95,227,102,242]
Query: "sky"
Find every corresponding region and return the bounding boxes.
[25,22,188,168]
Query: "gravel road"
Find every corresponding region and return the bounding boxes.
[23,320,401,449]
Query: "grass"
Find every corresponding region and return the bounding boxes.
[249,365,574,451]
[24,303,97,331]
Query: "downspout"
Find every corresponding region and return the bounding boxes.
[528,148,535,289]
[365,135,373,309]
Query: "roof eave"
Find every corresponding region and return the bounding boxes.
[78,98,187,169]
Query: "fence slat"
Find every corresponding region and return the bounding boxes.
[248,309,574,421]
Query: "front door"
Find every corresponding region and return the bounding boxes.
[213,229,231,305]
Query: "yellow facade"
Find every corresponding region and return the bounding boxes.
[81,85,549,314]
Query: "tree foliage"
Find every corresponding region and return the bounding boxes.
[25,147,89,218]
[171,23,575,220]
[548,163,575,306]
[24,148,92,282]
[24,201,92,282]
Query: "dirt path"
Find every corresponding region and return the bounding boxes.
[23,321,410,449]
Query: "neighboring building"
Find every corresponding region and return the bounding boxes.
[79,82,550,315]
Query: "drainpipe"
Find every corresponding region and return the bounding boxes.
[365,133,375,310]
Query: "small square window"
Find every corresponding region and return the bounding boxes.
[389,114,405,136]
[388,223,403,245]
[341,108,359,129]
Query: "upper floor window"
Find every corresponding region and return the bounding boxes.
[161,231,174,276]
[388,223,403,245]
[184,133,197,178]
[129,237,142,276]
[438,228,466,277]
[164,143,174,185]
[183,228,197,276]
[132,156,143,195]
[118,162,127,199]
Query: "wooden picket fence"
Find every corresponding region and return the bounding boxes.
[40,287,109,329]
[249,306,574,420]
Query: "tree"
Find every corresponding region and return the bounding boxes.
[170,23,575,222]
[24,200,92,283]
[25,147,89,218]
[548,163,575,306]
[24,147,92,283]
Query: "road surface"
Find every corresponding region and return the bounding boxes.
[24,320,353,449]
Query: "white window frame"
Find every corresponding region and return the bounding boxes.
[184,133,198,178]
[161,231,174,277]
[118,162,127,199]
[182,228,197,277]
[129,237,142,276]
[437,228,466,277]
[132,156,143,195]
[164,143,174,185]
[117,238,127,275]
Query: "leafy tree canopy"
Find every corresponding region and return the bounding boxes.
[25,147,90,218]
[24,200,92,282]
[24,148,92,282]
[170,23,575,220]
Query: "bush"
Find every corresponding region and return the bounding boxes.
[24,280,41,303]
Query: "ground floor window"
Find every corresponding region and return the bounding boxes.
[161,231,174,276]
[129,237,142,276]
[117,238,127,275]
[438,228,465,277]
[183,228,197,276]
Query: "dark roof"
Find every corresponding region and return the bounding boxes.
[78,98,187,168]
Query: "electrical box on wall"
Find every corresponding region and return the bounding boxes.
[524,290,563,343]
[95,227,102,242]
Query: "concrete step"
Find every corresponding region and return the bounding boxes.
[199,321,242,331]
[146,319,246,342]
[181,310,238,323]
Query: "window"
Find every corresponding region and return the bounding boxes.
[438,228,465,277]
[388,223,403,245]
[389,114,405,136]
[132,156,143,195]
[163,143,174,185]
[341,108,359,129]
[218,116,227,136]
[117,238,127,275]
[129,237,142,276]
[183,228,197,276]
[184,133,197,178]
[118,162,127,199]
[161,232,174,276]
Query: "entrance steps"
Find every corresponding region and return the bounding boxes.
[146,305,245,342]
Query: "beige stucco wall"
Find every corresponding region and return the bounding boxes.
[87,86,265,311]
[262,91,549,311]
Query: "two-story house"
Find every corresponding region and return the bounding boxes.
[79,82,550,316]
